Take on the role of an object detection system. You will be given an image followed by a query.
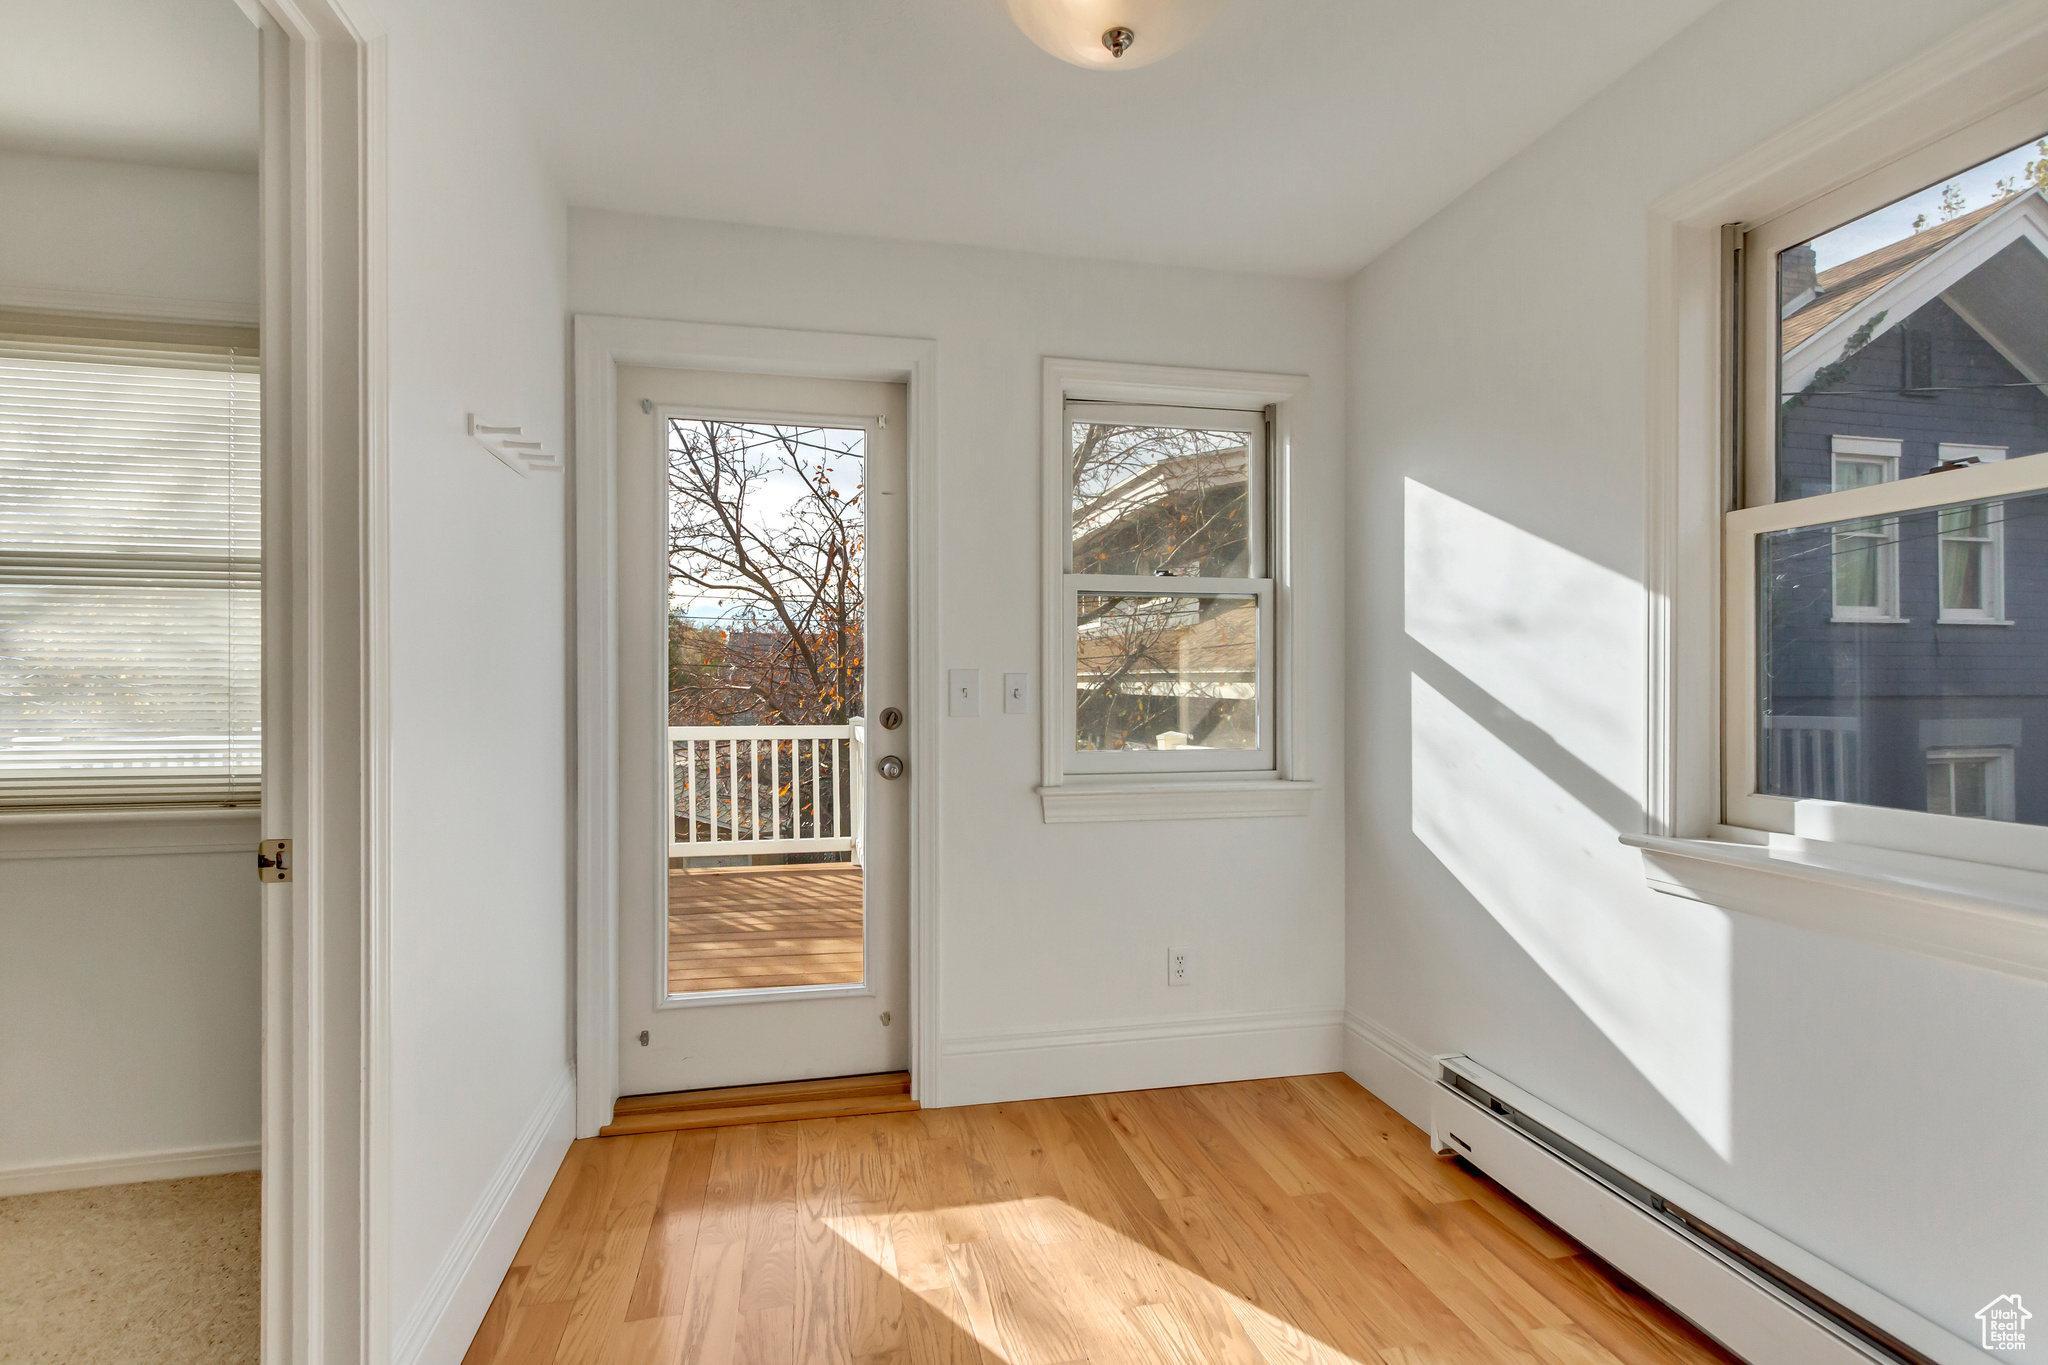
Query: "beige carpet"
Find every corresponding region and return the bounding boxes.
[0,1172,259,1365]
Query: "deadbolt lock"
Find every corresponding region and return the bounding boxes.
[878,706,904,730]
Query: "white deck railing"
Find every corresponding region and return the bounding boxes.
[669,722,865,861]
[1764,714,1859,801]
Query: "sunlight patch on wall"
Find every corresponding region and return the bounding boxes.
[1410,674,1732,1155]
[827,1196,1364,1364]
[1404,478,1645,803]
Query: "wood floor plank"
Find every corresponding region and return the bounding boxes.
[521,1138,633,1306]
[487,1299,575,1365]
[461,1077,1743,1365]
[510,1147,585,1272]
[553,1133,674,1365]
[736,1118,803,1365]
[1121,1089,1391,1360]
[625,1128,721,1321]
[794,1118,855,1365]
[672,1126,761,1365]
[458,1267,527,1365]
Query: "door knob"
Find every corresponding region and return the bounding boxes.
[878,755,905,780]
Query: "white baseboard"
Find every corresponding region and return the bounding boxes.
[0,1140,260,1197]
[1341,1010,1439,1131]
[937,1007,1345,1107]
[394,1067,575,1365]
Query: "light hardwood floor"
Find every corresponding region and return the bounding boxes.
[462,1074,1738,1365]
[668,863,864,995]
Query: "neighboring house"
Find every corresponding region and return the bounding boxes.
[1767,188,2048,822]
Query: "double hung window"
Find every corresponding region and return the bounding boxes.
[1732,121,2048,831]
[1061,403,1273,774]
[0,314,261,808]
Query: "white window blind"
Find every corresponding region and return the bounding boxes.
[0,315,260,808]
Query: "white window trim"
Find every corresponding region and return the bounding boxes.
[1037,358,1315,823]
[1826,437,1904,623]
[1935,443,2011,624]
[1639,7,2048,988]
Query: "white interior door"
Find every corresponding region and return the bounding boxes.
[615,367,909,1095]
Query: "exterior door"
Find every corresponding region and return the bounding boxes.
[615,367,909,1095]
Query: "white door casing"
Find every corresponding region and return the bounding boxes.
[616,369,909,1094]
[573,316,942,1137]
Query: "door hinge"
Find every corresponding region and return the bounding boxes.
[257,838,293,883]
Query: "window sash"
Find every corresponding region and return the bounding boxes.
[1061,574,1275,775]
[1064,401,1267,578]
[0,322,261,808]
[1059,402,1274,775]
[1724,452,2048,831]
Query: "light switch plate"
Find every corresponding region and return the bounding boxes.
[948,668,981,717]
[1003,672,1030,715]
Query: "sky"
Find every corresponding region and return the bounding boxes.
[666,420,865,625]
[1809,132,2048,270]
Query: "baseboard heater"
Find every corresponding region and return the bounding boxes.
[1428,1057,1978,1365]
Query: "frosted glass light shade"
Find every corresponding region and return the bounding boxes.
[1004,0,1231,70]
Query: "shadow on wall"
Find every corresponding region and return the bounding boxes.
[1402,478,1734,1158]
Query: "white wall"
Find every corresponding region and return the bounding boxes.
[0,149,257,319]
[375,1,574,1360]
[1345,0,2046,1345]
[0,819,262,1189]
[0,150,262,1190]
[570,210,1349,1107]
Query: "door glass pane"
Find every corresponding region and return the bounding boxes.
[1070,421,1254,576]
[1075,593,1257,752]
[1777,133,2048,502]
[664,418,866,995]
[1757,489,2045,822]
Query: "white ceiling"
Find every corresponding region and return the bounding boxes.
[497,0,1721,278]
[0,0,258,173]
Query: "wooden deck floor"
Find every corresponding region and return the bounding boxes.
[668,863,864,995]
[462,1073,1741,1365]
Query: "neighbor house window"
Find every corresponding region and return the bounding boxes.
[1935,443,2008,623]
[1828,436,1900,621]
[1731,125,2048,835]
[0,315,260,808]
[1063,402,1272,774]
[1925,747,2015,820]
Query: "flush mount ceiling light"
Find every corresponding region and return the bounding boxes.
[1004,0,1231,70]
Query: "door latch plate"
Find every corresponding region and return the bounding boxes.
[258,838,293,883]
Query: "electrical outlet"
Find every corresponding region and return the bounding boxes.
[1169,946,1191,987]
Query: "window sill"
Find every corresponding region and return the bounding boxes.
[1827,614,1909,624]
[1621,830,2048,984]
[1039,779,1317,824]
[1935,616,2015,626]
[0,806,261,861]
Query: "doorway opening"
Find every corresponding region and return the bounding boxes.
[664,416,870,996]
